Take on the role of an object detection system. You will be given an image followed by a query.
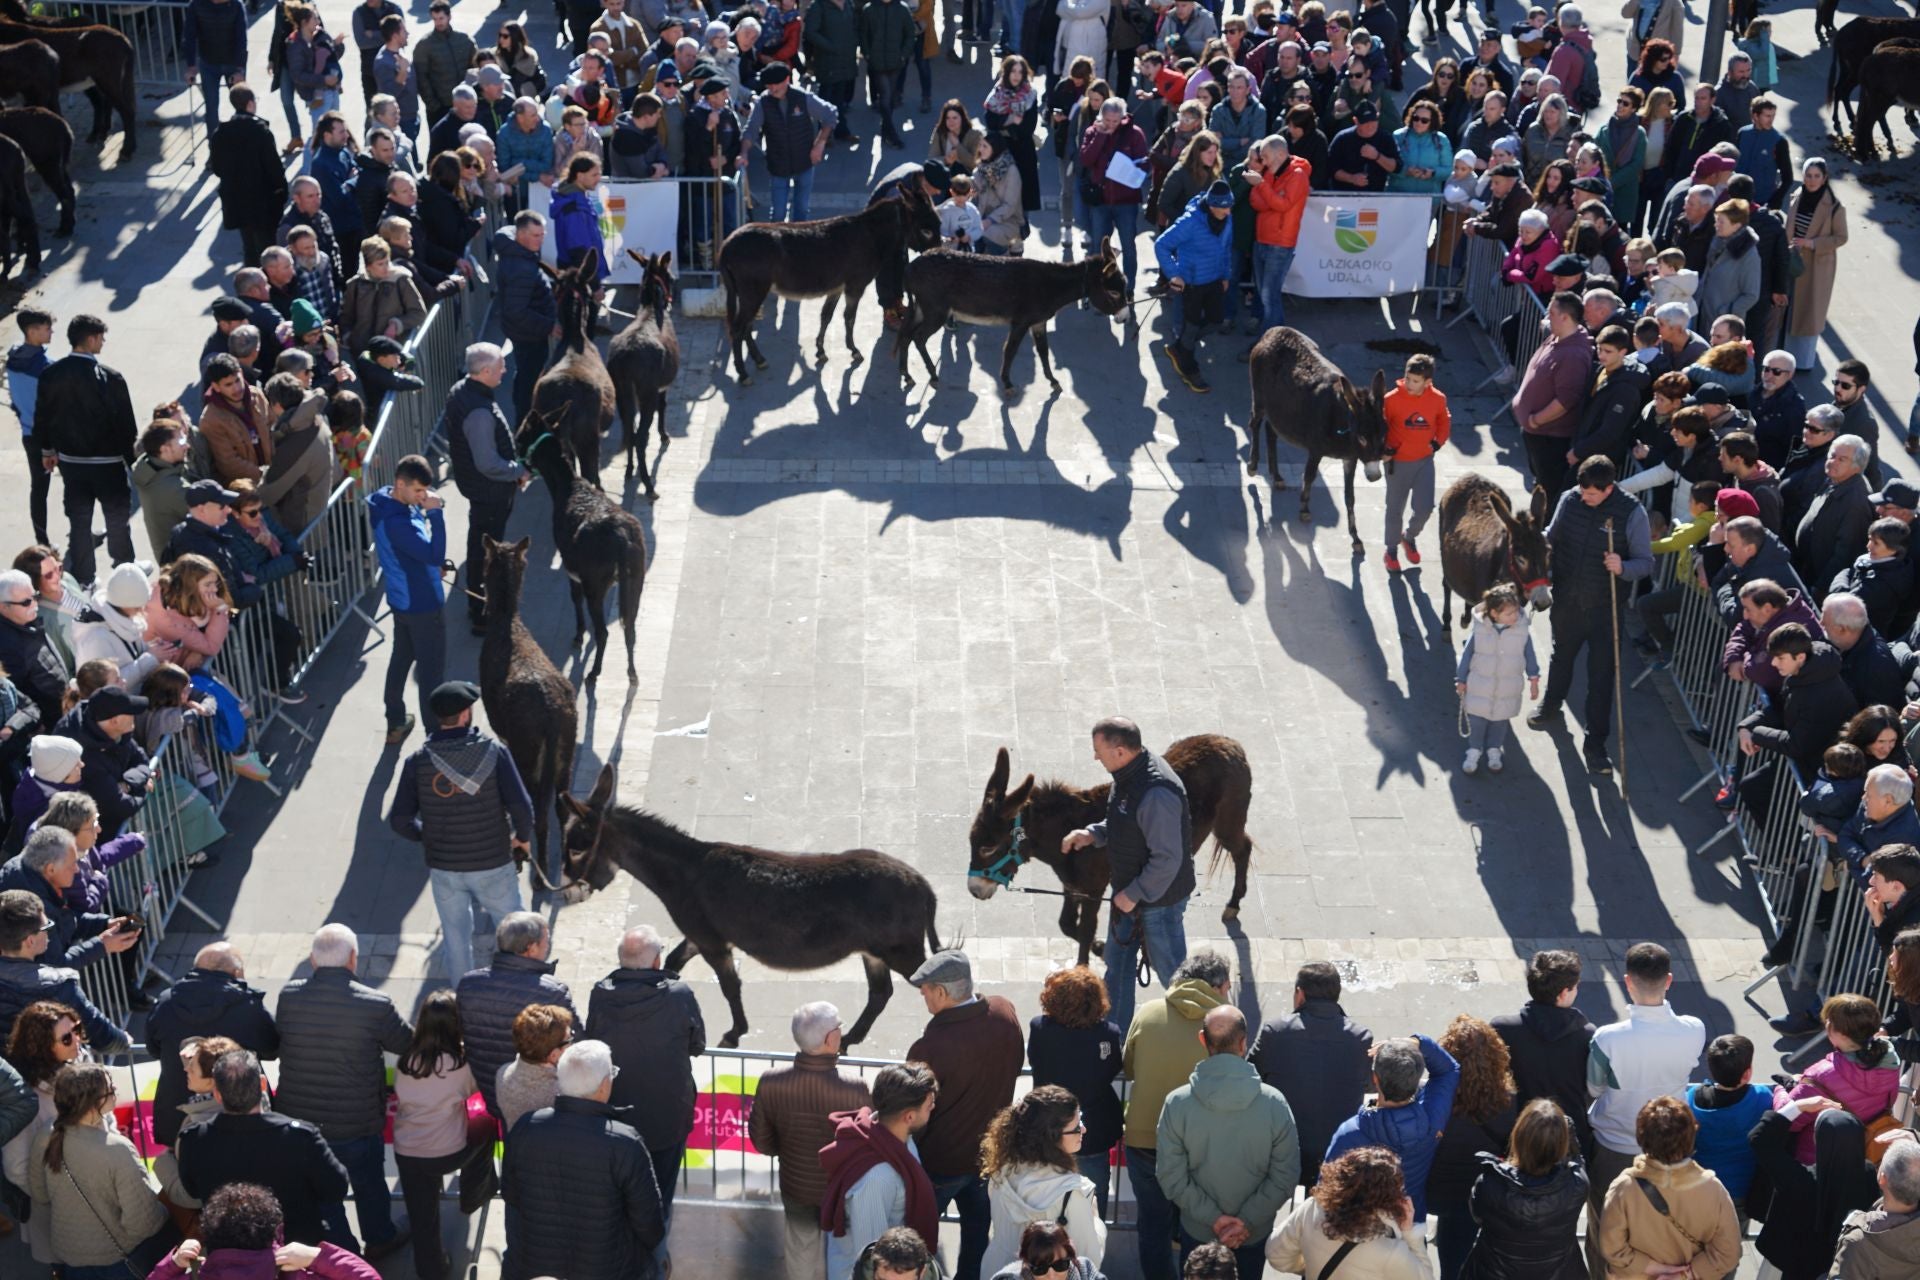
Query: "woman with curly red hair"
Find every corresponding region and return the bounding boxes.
[1025,967,1123,1214]
[1266,1147,1430,1278]
[1429,1015,1519,1279]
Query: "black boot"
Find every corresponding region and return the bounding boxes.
[1584,738,1613,777]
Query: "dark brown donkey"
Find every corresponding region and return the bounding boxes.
[0,40,60,111]
[716,189,941,383]
[479,536,579,891]
[606,249,678,497]
[0,133,39,279]
[555,764,944,1047]
[0,107,75,236]
[1245,326,1390,551]
[529,254,616,487]
[1438,475,1554,629]
[514,408,647,686]
[966,735,1255,965]
[894,245,1131,393]
[0,0,138,161]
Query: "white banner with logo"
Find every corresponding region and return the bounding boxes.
[527,179,682,284]
[1284,194,1434,298]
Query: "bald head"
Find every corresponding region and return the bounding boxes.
[1201,1005,1248,1056]
[194,942,246,978]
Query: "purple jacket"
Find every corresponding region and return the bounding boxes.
[1720,588,1823,693]
[1778,1041,1901,1164]
[147,1243,380,1280]
[4,774,81,855]
[63,832,146,913]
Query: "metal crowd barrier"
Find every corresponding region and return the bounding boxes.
[1451,231,1548,415]
[36,0,190,91]
[70,227,500,1030]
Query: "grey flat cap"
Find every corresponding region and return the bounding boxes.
[909,950,972,988]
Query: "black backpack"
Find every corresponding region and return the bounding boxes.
[1571,40,1602,113]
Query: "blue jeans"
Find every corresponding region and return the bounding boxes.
[1126,1146,1179,1280]
[278,77,303,141]
[1179,1228,1269,1280]
[1254,242,1295,331]
[1223,244,1253,323]
[198,64,242,140]
[303,88,340,174]
[768,167,817,222]
[1086,200,1140,293]
[931,1171,991,1280]
[1076,1148,1111,1217]
[323,1133,397,1250]
[995,0,1027,49]
[1104,896,1188,1036]
[430,862,525,980]
[894,48,933,102]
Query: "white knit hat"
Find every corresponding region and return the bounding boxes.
[29,734,84,783]
[103,562,153,610]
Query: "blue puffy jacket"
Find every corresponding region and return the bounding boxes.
[1152,194,1233,288]
[549,184,608,282]
[1322,1033,1460,1222]
[368,487,446,615]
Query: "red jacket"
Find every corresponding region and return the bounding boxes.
[1383,380,1452,462]
[1502,230,1562,297]
[1249,155,1311,247]
[1078,116,1151,207]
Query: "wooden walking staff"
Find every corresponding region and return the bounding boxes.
[1605,517,1627,798]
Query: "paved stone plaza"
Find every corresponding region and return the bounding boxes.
[7,0,1920,1275]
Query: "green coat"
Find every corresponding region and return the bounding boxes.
[804,0,860,85]
[1155,1053,1302,1245]
[1595,117,1647,228]
[857,0,919,75]
[1228,161,1261,256]
[1121,977,1226,1149]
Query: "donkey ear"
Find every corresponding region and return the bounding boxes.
[539,261,560,281]
[482,533,501,552]
[1370,367,1389,404]
[985,746,1010,799]
[1529,483,1552,527]
[627,248,647,267]
[583,247,603,277]
[1333,374,1361,414]
[586,763,617,811]
[511,535,532,554]
[1000,774,1035,818]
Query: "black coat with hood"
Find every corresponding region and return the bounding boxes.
[1740,640,1860,779]
[1490,1001,1596,1158]
[1458,1154,1589,1280]
[1568,360,1649,470]
[585,966,707,1152]
[1249,997,1373,1184]
[457,951,578,1118]
[146,965,282,1145]
[501,1095,665,1280]
[1840,625,1915,711]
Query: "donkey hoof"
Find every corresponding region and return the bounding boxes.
[643,487,659,502]
[1090,940,1105,959]
[1046,379,1062,393]
[815,351,830,366]
[719,1031,743,1049]
[849,351,865,366]
[1221,904,1240,922]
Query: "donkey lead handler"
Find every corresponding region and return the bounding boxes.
[1061,716,1194,1035]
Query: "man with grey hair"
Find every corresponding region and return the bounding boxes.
[588,924,707,1228]
[1324,1030,1460,1243]
[0,824,138,970]
[0,567,67,724]
[1751,348,1804,466]
[429,82,479,158]
[906,949,1023,1280]
[1831,1137,1920,1273]
[1832,764,1920,893]
[277,175,347,293]
[1782,402,1847,533]
[441,342,526,632]
[1820,591,1910,710]
[1793,432,1875,600]
[750,1001,871,1280]
[503,1038,666,1279]
[458,910,576,1118]
[146,939,280,1146]
[233,266,290,362]
[1649,301,1708,378]
[274,922,415,1259]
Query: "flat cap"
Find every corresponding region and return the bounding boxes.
[908,949,972,988]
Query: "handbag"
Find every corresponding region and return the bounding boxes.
[1787,245,1807,279]
[1865,1110,1908,1163]
[1077,165,1106,208]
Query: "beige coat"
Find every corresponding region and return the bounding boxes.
[198,385,276,484]
[1786,185,1847,340]
[929,119,985,173]
[339,267,428,356]
[1596,1156,1743,1280]
[27,1123,171,1267]
[1266,1200,1436,1280]
[1620,0,1688,65]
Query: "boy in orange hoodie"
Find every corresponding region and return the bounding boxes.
[1382,353,1452,572]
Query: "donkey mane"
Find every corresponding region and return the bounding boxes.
[1026,777,1109,828]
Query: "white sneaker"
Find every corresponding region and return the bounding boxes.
[1463,748,1482,773]
[1486,748,1504,773]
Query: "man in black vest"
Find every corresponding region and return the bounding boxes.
[441,343,527,633]
[1063,716,1194,1033]
[1529,455,1654,777]
[387,681,533,980]
[740,61,839,223]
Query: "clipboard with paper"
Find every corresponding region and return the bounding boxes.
[1104,152,1148,189]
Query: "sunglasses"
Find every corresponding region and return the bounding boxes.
[1836,381,1858,392]
[1063,1122,1088,1135]
[58,1028,86,1047]
[1032,1260,1075,1276]
[1762,367,1791,376]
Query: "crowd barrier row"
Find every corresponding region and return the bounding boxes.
[72,223,502,1027]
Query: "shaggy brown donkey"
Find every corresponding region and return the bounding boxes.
[0,39,60,111]
[606,249,678,497]
[513,408,647,686]
[1438,475,1554,629]
[556,764,945,1047]
[479,535,579,892]
[529,254,616,487]
[1245,326,1390,551]
[716,189,941,383]
[966,735,1255,965]
[0,0,138,161]
[0,107,75,236]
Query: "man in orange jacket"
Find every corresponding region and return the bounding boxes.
[1383,353,1452,572]
[1246,134,1312,350]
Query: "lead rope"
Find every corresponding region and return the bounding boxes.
[1136,905,1152,989]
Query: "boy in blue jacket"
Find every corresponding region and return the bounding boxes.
[368,453,447,743]
[1153,180,1236,393]
[6,308,54,546]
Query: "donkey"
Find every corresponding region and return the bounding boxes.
[1438,475,1554,629]
[529,254,617,487]
[479,535,579,889]
[1849,40,1920,159]
[556,763,943,1048]
[1244,327,1389,551]
[606,249,679,497]
[967,736,1256,966]
[895,245,1131,393]
[0,133,40,279]
[0,0,138,161]
[1829,17,1920,138]
[0,107,75,237]
[514,408,647,686]
[0,39,59,111]
[716,189,942,383]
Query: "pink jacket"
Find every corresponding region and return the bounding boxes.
[147,1243,380,1280]
[1778,1043,1901,1164]
[143,597,231,672]
[1502,231,1562,297]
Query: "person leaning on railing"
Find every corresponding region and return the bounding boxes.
[1634,478,1719,668]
